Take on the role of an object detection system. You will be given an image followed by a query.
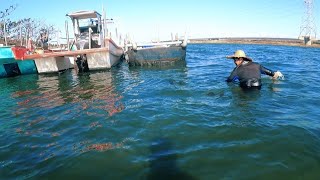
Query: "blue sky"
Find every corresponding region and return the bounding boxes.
[2,0,319,42]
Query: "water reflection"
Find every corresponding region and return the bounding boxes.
[13,70,124,117]
[225,84,262,125]
[147,138,195,180]
[268,79,285,92]
[127,61,189,90]
[129,59,187,70]
[127,59,187,75]
[11,69,125,142]
[228,84,261,103]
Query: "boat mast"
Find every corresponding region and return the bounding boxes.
[3,22,7,46]
[65,20,70,50]
[101,5,106,47]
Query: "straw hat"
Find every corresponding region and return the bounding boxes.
[226,50,252,61]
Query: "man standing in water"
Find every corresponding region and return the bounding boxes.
[226,50,283,90]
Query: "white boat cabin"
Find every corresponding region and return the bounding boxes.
[66,10,105,49]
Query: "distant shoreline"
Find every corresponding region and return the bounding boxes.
[189,37,320,48]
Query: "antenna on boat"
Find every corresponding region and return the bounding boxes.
[65,20,70,50]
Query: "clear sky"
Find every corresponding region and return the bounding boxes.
[2,0,320,42]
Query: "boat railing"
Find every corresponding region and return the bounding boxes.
[126,41,184,48]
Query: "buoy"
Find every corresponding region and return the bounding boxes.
[132,42,137,51]
[181,40,187,48]
[181,32,188,48]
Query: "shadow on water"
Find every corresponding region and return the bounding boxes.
[147,138,195,180]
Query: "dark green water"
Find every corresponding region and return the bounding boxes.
[1,44,320,179]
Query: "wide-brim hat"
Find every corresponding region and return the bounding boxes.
[226,50,253,61]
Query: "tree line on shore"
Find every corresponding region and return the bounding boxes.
[0,4,59,48]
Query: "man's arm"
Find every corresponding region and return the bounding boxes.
[261,65,284,79]
[226,68,239,82]
[260,65,275,77]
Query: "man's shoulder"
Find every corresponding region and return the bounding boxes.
[250,62,261,66]
[241,61,259,67]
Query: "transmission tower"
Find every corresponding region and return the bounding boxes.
[299,0,317,40]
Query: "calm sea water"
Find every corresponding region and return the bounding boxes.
[1,44,320,179]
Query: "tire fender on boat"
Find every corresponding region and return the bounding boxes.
[125,53,129,62]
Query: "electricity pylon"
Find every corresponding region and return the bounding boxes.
[299,0,317,45]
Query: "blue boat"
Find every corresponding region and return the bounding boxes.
[0,46,37,78]
[125,40,187,66]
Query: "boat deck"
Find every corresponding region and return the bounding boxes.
[16,48,110,60]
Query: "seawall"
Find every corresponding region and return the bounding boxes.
[189,37,320,48]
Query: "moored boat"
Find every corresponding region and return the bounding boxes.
[66,10,124,72]
[125,40,187,66]
[13,10,124,74]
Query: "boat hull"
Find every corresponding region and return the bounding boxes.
[86,38,123,70]
[126,46,186,66]
[12,39,123,74]
[0,46,37,78]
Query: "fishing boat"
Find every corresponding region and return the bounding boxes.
[0,46,37,78]
[66,10,124,72]
[125,39,187,66]
[13,10,124,74]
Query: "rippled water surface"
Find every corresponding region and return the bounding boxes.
[1,44,320,179]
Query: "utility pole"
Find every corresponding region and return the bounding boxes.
[299,0,316,45]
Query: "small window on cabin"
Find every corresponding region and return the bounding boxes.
[78,19,99,33]
[79,27,89,33]
[91,26,98,33]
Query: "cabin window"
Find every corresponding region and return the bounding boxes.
[78,19,99,34]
